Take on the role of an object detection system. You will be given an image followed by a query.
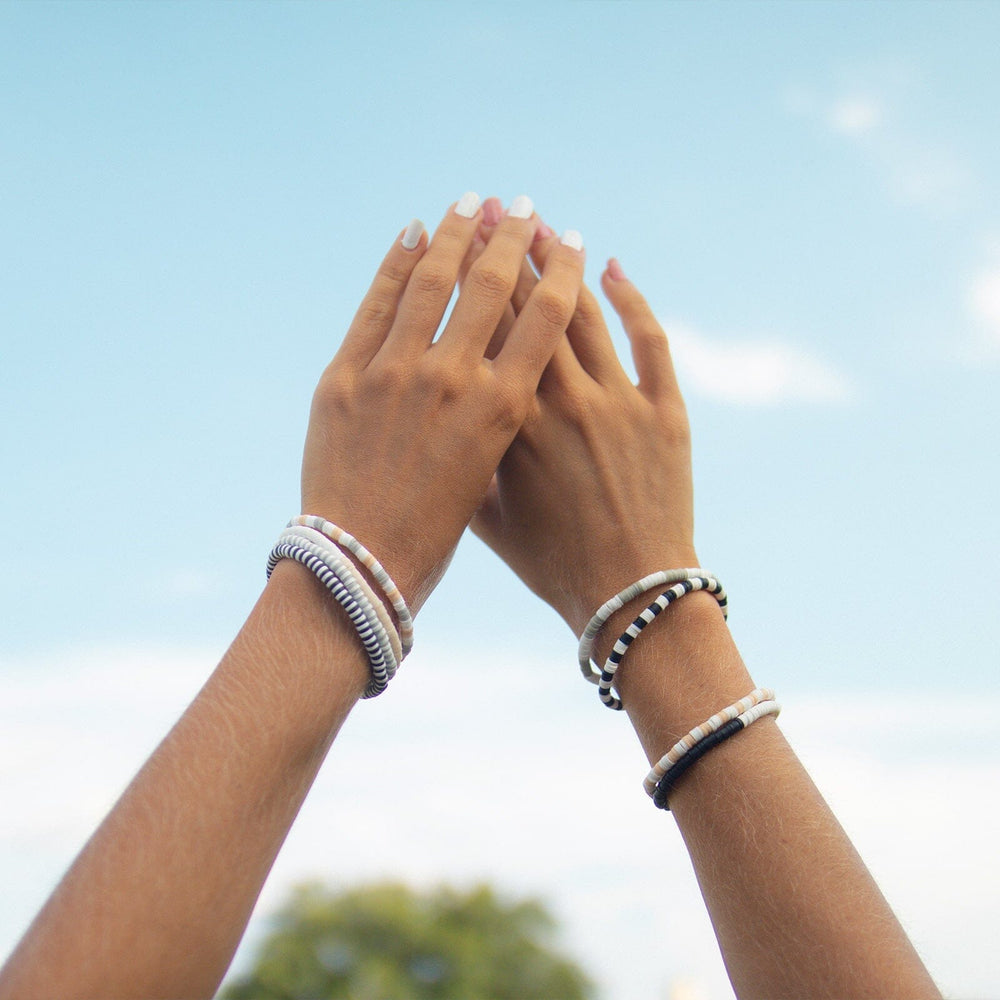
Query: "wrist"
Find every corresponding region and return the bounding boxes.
[608,593,757,762]
[261,558,371,701]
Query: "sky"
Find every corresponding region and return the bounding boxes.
[2,2,999,997]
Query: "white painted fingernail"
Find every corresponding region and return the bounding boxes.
[454,191,481,218]
[508,194,534,219]
[560,229,584,251]
[401,219,425,250]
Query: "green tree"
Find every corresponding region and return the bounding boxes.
[219,880,595,1000]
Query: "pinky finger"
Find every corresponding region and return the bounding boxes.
[334,220,428,369]
[600,258,679,401]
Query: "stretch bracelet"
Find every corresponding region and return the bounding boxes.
[651,699,781,810]
[578,569,707,685]
[267,536,391,698]
[643,686,774,795]
[280,525,401,674]
[289,514,414,657]
[598,576,728,711]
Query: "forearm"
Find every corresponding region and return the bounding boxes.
[0,559,368,1000]
[610,593,940,1000]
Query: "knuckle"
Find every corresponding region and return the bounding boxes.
[468,263,514,300]
[312,367,354,415]
[367,358,410,397]
[414,357,464,405]
[410,266,455,298]
[378,256,411,287]
[533,288,575,329]
[660,399,691,443]
[355,297,395,330]
[490,378,529,433]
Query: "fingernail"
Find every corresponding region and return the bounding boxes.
[607,257,626,281]
[482,197,503,227]
[560,229,583,251]
[508,194,534,219]
[534,221,554,241]
[455,191,481,218]
[401,219,425,250]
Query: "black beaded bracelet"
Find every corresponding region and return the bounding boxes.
[652,716,745,810]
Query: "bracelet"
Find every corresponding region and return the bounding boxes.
[643,686,774,794]
[289,514,414,657]
[598,575,728,711]
[651,699,781,810]
[279,525,401,676]
[577,569,707,685]
[267,533,393,698]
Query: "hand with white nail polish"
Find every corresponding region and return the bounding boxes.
[301,194,585,613]
[460,216,697,644]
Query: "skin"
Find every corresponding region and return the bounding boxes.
[0,195,939,1000]
[465,198,941,999]
[0,198,585,1000]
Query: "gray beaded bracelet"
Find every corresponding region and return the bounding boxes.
[267,533,392,698]
[280,525,400,679]
[598,575,728,711]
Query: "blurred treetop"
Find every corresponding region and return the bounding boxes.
[219,880,595,1000]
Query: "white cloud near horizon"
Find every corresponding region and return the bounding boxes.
[2,642,998,999]
[661,321,853,406]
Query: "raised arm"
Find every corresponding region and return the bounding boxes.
[468,216,941,1000]
[0,194,585,1000]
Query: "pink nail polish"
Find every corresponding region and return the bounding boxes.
[482,197,503,227]
[534,221,555,240]
[607,257,626,281]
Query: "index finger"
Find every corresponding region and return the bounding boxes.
[492,231,585,387]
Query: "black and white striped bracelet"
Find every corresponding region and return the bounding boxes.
[280,525,401,675]
[598,575,728,711]
[266,529,399,699]
[577,569,707,685]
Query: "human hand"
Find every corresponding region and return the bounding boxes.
[467,206,697,637]
[300,195,585,615]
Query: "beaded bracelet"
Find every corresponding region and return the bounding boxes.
[577,569,707,685]
[279,526,401,677]
[598,575,728,711]
[651,699,781,810]
[267,537,390,697]
[642,686,774,794]
[289,514,414,657]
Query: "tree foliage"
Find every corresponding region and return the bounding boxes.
[219,880,594,1000]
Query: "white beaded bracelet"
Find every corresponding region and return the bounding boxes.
[578,569,719,685]
[598,575,728,710]
[289,514,414,657]
[650,697,781,810]
[267,536,392,698]
[643,687,775,796]
[280,525,401,679]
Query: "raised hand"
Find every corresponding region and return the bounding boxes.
[302,194,585,613]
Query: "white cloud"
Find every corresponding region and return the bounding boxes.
[2,644,998,1000]
[662,321,852,406]
[968,261,1000,346]
[790,85,974,216]
[828,96,882,136]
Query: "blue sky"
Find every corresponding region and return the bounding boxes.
[2,2,999,997]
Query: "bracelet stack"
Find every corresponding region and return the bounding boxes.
[647,690,781,810]
[579,570,777,810]
[266,516,411,699]
[579,570,728,712]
